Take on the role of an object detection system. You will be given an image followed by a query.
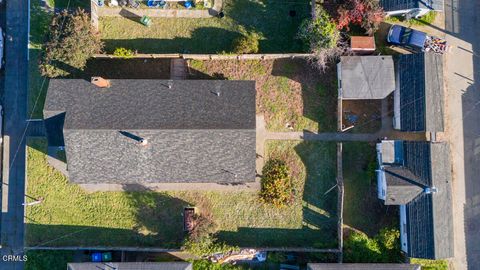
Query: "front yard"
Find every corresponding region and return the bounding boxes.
[100,0,310,53]
[26,139,338,248]
[189,59,337,132]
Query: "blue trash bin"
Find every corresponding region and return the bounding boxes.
[184,1,192,8]
[91,252,102,262]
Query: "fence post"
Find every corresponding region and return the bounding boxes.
[336,143,344,262]
[91,0,99,31]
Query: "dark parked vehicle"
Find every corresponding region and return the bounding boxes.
[387,24,427,52]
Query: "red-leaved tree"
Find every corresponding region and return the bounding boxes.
[337,0,384,35]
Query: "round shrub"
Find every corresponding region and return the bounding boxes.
[260,159,293,207]
[232,33,259,54]
[113,47,135,59]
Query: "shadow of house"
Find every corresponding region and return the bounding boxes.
[341,142,398,237]
[223,0,309,53]
[102,28,245,54]
[271,58,338,132]
[27,192,191,248]
[295,142,338,244]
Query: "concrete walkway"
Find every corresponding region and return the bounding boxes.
[444,0,480,268]
[170,59,187,80]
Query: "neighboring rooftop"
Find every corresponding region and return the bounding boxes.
[396,53,444,132]
[338,56,395,99]
[379,0,444,12]
[44,79,257,184]
[67,262,193,270]
[377,140,453,259]
[307,264,421,270]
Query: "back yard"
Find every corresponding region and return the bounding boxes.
[342,142,397,237]
[100,0,310,53]
[188,59,337,132]
[26,139,338,248]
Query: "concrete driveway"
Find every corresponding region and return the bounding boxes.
[444,0,480,269]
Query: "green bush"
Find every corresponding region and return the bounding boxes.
[410,258,449,270]
[113,47,135,59]
[40,9,104,77]
[232,33,259,54]
[183,234,238,257]
[298,7,339,51]
[343,228,403,263]
[260,159,293,207]
[193,260,244,270]
[189,212,217,242]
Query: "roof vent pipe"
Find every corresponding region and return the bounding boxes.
[139,139,148,146]
[91,77,111,88]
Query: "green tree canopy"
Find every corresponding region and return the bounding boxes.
[40,9,104,77]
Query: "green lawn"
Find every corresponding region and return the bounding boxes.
[25,250,74,270]
[26,139,338,248]
[342,142,398,237]
[28,0,52,119]
[100,0,310,53]
[188,59,337,132]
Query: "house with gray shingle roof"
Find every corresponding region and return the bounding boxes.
[376,140,453,259]
[380,0,444,18]
[43,79,256,185]
[393,53,444,134]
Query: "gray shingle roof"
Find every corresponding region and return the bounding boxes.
[384,169,424,205]
[45,79,255,130]
[379,0,444,12]
[67,262,193,270]
[378,141,453,259]
[397,53,444,132]
[339,56,395,99]
[403,142,453,259]
[44,79,256,184]
[307,264,421,270]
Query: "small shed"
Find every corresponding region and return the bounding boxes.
[350,36,376,54]
[337,56,396,100]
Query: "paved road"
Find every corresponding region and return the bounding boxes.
[0,0,29,268]
[444,0,480,269]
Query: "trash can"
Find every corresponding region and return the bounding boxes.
[102,252,112,262]
[184,1,192,8]
[91,252,102,262]
[140,15,152,27]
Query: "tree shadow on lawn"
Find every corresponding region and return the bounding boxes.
[102,27,244,54]
[216,141,338,249]
[271,59,338,132]
[223,0,309,53]
[26,191,190,248]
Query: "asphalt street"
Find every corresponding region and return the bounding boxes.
[444,0,480,269]
[0,0,29,269]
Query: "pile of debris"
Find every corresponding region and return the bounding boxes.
[209,249,267,264]
[424,36,449,54]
